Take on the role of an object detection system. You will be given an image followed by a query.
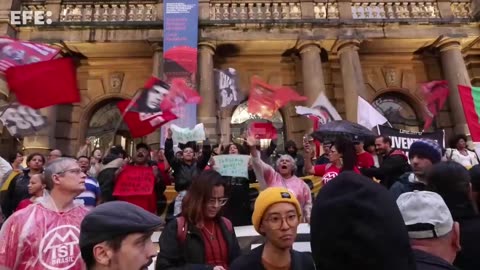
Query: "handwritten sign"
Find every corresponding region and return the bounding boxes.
[213,154,250,178]
[171,123,206,144]
[113,165,155,197]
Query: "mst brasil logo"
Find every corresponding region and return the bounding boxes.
[39,225,81,270]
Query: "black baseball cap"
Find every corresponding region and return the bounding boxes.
[79,201,163,248]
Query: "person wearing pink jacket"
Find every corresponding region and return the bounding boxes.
[246,136,312,223]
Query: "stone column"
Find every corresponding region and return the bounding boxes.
[23,106,57,155]
[298,42,326,107]
[438,39,471,136]
[145,44,163,150]
[336,40,367,122]
[197,42,217,143]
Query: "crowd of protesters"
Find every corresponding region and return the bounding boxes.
[0,129,479,270]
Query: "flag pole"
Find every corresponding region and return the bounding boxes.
[109,90,142,148]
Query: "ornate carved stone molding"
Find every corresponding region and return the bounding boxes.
[297,41,322,55]
[332,39,362,54]
[198,41,216,55]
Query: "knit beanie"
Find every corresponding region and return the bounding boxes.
[252,187,302,234]
[408,139,442,164]
[310,171,416,270]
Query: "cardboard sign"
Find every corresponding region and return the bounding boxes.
[171,123,205,144]
[213,154,250,178]
[113,166,155,197]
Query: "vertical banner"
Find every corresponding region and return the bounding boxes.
[161,0,199,146]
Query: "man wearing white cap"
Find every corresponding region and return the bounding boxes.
[397,191,461,270]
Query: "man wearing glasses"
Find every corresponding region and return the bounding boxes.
[0,157,89,270]
[230,187,316,270]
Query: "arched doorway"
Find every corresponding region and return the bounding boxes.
[86,99,140,157]
[372,93,421,131]
[230,102,285,150]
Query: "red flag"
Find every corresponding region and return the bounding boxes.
[117,100,177,138]
[248,122,277,140]
[164,78,201,111]
[143,77,201,112]
[6,58,80,109]
[248,76,306,118]
[0,37,61,75]
[421,80,449,131]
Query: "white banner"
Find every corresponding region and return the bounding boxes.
[213,154,250,178]
[171,123,206,144]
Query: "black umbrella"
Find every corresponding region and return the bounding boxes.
[311,120,377,142]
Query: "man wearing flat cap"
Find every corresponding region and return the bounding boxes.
[79,201,164,270]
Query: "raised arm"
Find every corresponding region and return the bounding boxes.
[247,136,276,189]
[196,139,212,170]
[303,140,315,175]
[164,128,180,169]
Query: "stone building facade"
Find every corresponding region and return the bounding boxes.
[0,0,478,156]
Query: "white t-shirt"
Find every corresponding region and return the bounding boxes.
[446,148,479,168]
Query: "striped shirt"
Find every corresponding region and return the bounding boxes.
[76,177,100,208]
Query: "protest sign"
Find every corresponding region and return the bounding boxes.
[213,154,250,178]
[171,123,205,144]
[113,166,155,197]
[377,126,445,157]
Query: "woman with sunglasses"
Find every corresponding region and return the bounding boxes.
[156,170,240,270]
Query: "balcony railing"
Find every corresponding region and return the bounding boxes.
[16,0,473,24]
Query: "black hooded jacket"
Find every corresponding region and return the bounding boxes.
[361,149,411,188]
[165,138,211,192]
[310,171,417,270]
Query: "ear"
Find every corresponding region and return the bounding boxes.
[52,174,62,186]
[452,222,461,252]
[93,243,113,266]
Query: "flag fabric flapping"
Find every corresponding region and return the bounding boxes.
[6,57,80,109]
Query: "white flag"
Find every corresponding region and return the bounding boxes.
[309,92,342,124]
[357,96,388,130]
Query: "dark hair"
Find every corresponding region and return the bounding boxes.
[136,143,150,152]
[182,170,229,225]
[26,153,45,165]
[376,135,391,145]
[223,143,246,155]
[449,134,468,149]
[426,161,475,218]
[363,138,375,151]
[470,164,480,192]
[333,137,356,172]
[77,155,89,161]
[8,151,23,164]
[81,234,128,269]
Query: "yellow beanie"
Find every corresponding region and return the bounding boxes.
[252,187,302,233]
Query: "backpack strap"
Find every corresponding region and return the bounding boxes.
[176,216,187,244]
